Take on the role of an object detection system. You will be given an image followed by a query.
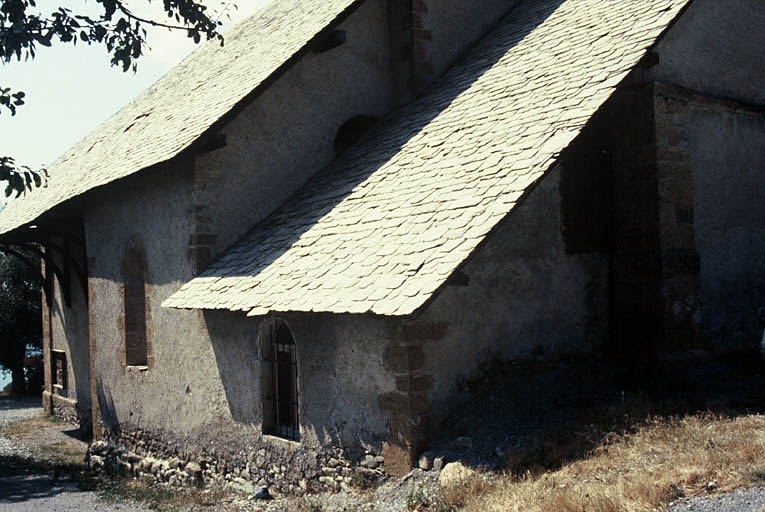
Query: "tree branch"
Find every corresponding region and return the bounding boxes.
[0,0,232,197]
[112,1,214,34]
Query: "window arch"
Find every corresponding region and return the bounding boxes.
[122,240,150,367]
[260,319,299,440]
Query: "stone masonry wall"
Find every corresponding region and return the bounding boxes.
[192,0,394,270]
[644,0,765,346]
[378,321,445,476]
[49,393,80,426]
[416,160,610,426]
[87,424,386,496]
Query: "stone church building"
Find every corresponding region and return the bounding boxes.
[0,0,763,492]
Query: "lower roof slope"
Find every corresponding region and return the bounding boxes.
[0,0,360,236]
[164,0,690,317]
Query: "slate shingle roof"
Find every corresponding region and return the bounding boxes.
[0,0,361,236]
[164,0,689,317]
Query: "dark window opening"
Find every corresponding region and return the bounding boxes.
[333,115,377,155]
[51,350,67,395]
[262,320,299,441]
[123,243,148,367]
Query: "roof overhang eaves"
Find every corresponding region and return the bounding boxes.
[0,152,184,240]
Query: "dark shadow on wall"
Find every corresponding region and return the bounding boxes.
[204,310,261,425]
[205,309,394,458]
[95,377,118,432]
[204,309,348,435]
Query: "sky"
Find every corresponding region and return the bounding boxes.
[0,0,270,209]
[0,0,270,389]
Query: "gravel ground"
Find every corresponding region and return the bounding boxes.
[0,398,38,460]
[0,398,40,422]
[0,397,151,512]
[668,487,765,512]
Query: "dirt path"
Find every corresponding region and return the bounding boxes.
[0,396,151,512]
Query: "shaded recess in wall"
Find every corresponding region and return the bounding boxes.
[312,30,347,53]
[559,109,613,254]
[122,241,149,367]
[333,115,378,155]
[96,377,118,430]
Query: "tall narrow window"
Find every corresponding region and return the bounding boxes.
[123,242,148,367]
[261,320,299,440]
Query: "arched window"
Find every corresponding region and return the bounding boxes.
[261,319,299,440]
[122,241,149,367]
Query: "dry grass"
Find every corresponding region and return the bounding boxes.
[452,412,765,512]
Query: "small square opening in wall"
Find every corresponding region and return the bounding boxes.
[260,320,300,441]
[51,350,67,394]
